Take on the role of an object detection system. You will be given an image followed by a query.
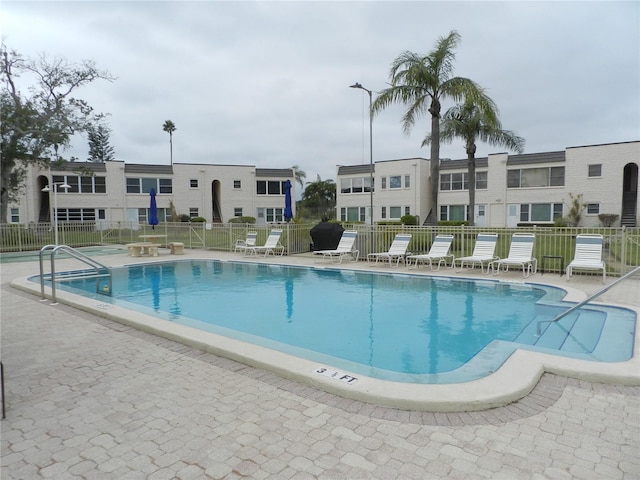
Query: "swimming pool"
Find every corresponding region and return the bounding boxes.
[40,259,636,384]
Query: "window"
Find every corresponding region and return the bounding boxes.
[519,203,563,222]
[404,175,411,188]
[381,177,387,189]
[405,206,411,215]
[265,207,283,222]
[233,180,241,189]
[135,207,168,223]
[381,207,387,219]
[126,178,172,194]
[98,209,106,220]
[389,206,402,218]
[588,164,602,177]
[234,207,243,217]
[256,180,286,195]
[340,177,372,194]
[189,208,199,218]
[340,207,365,222]
[10,208,19,223]
[587,203,600,214]
[56,208,109,222]
[190,179,199,188]
[508,167,565,188]
[389,175,402,189]
[440,205,468,222]
[52,175,106,193]
[440,172,486,191]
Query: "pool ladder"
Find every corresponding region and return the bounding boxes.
[39,245,113,305]
[536,265,640,336]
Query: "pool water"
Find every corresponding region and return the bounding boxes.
[47,260,636,384]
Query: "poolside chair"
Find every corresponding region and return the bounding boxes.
[406,234,455,271]
[367,234,412,267]
[454,233,499,274]
[313,230,359,264]
[246,229,285,257]
[566,234,606,283]
[491,233,537,278]
[234,231,258,254]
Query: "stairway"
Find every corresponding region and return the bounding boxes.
[621,191,637,227]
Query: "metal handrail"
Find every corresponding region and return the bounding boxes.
[537,265,640,336]
[39,245,112,304]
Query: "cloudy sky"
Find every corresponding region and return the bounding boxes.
[3,1,639,187]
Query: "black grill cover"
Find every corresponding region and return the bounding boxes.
[310,222,345,251]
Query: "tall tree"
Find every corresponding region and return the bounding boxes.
[300,175,336,220]
[0,45,113,222]
[87,124,115,162]
[291,164,307,189]
[425,99,525,225]
[162,120,176,165]
[371,30,493,225]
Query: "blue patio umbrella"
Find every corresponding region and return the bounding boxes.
[149,188,159,229]
[284,179,293,222]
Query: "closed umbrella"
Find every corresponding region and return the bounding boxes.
[149,188,159,230]
[284,180,293,222]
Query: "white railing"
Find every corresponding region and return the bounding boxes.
[2,222,639,276]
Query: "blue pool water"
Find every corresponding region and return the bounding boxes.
[44,260,636,383]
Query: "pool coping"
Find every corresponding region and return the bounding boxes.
[11,260,640,412]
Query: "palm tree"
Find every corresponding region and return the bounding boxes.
[162,120,176,165]
[372,30,493,225]
[291,164,307,190]
[428,100,524,225]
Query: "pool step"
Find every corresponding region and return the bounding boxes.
[515,310,605,354]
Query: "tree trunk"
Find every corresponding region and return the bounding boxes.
[428,112,440,226]
[0,158,16,223]
[467,152,476,226]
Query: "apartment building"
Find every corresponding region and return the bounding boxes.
[337,141,639,227]
[9,161,295,226]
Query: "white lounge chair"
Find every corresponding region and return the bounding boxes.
[454,233,499,274]
[406,234,455,270]
[367,234,412,267]
[491,233,537,277]
[234,231,258,254]
[313,230,359,264]
[246,229,285,257]
[566,234,606,283]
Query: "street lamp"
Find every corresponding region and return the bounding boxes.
[42,182,71,245]
[350,82,374,226]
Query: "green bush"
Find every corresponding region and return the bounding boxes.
[190,217,206,223]
[553,217,568,227]
[438,220,469,226]
[228,216,256,224]
[401,214,418,225]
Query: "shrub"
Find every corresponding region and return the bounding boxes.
[438,220,469,226]
[228,216,256,224]
[190,217,206,223]
[598,214,619,227]
[400,214,418,225]
[180,214,191,222]
[553,217,568,227]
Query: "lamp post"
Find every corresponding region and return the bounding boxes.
[42,182,71,245]
[350,82,374,226]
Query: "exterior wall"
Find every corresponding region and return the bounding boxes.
[336,158,430,224]
[337,141,638,227]
[9,161,294,225]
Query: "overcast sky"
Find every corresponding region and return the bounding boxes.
[3,1,639,187]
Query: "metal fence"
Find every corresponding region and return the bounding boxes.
[1,221,638,276]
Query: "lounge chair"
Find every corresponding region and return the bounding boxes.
[454,233,499,274]
[245,229,285,257]
[566,234,606,283]
[367,234,412,267]
[491,233,537,277]
[406,234,455,270]
[313,230,359,264]
[234,231,258,254]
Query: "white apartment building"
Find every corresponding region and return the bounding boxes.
[337,141,639,227]
[9,161,295,226]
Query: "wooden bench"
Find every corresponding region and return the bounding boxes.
[128,243,161,257]
[169,242,185,255]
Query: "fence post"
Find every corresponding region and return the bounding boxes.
[621,226,627,276]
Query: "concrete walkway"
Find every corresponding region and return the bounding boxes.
[1,249,639,479]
